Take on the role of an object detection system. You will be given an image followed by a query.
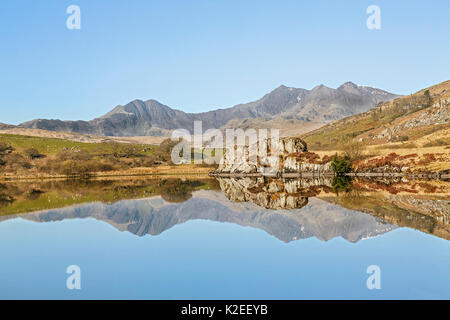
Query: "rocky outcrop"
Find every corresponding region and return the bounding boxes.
[218,177,333,210]
[373,101,450,142]
[215,137,333,176]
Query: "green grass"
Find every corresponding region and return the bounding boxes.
[0,133,157,156]
[0,134,94,154]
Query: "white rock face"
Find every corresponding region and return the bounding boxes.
[217,137,332,174]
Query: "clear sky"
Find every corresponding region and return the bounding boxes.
[1,0,449,124]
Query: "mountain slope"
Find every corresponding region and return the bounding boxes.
[303,80,450,150]
[19,82,399,137]
[0,123,16,130]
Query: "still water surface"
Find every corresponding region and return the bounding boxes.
[0,178,448,299]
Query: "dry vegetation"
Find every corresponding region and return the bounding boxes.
[0,134,213,179]
[0,127,167,145]
[301,80,450,173]
[302,80,450,150]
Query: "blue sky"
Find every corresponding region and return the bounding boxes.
[1,0,449,124]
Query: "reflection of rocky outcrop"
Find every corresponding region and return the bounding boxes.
[215,137,332,175]
[0,190,395,243]
[218,177,333,209]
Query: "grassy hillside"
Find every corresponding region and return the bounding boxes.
[0,134,206,179]
[0,133,158,156]
[0,127,166,145]
[301,80,450,172]
[302,80,450,150]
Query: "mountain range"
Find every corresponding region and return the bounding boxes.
[18,82,400,137]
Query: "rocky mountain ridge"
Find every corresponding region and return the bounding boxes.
[18,82,399,137]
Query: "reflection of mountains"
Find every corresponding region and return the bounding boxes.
[0,190,395,243]
[1,177,447,242]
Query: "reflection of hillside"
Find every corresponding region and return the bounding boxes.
[0,178,220,216]
[0,177,448,242]
[0,190,395,243]
[320,190,450,240]
[218,177,450,241]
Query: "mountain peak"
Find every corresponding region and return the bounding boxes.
[340,81,358,88]
[18,82,401,136]
[271,84,290,92]
[311,84,331,91]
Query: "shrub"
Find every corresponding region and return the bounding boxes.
[295,152,320,163]
[57,149,92,161]
[417,153,437,165]
[1,153,32,172]
[320,154,333,164]
[331,154,352,174]
[109,143,141,158]
[392,136,409,142]
[423,138,449,147]
[96,162,115,172]
[24,148,45,159]
[0,142,13,167]
[423,90,433,107]
[340,138,364,161]
[0,142,13,155]
[157,138,183,163]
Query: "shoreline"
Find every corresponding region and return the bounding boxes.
[0,165,213,182]
[1,168,449,183]
[209,171,450,180]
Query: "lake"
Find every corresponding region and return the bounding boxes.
[0,177,449,299]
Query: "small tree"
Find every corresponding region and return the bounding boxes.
[340,138,364,161]
[423,90,432,107]
[331,154,352,175]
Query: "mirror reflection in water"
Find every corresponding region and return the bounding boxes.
[0,177,448,299]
